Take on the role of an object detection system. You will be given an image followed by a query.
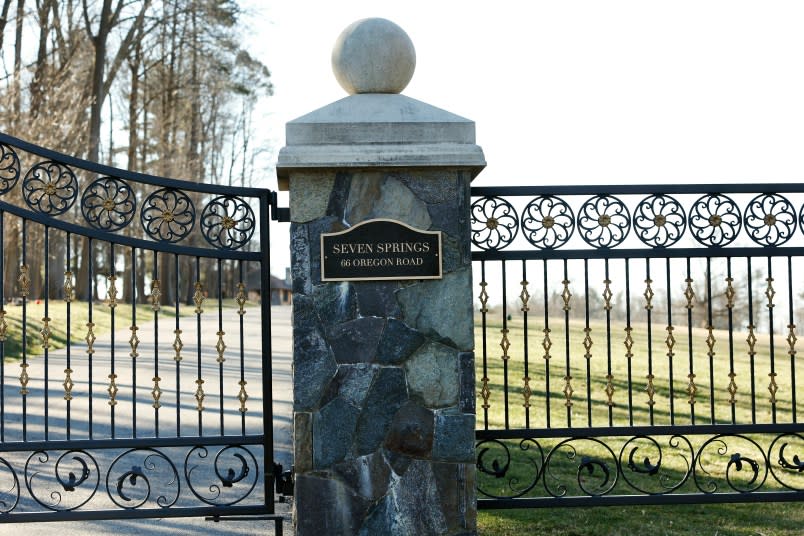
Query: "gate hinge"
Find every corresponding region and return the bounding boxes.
[270,191,290,222]
[273,462,294,498]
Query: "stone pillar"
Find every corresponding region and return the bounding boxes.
[277,18,484,536]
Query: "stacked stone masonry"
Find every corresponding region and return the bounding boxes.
[291,168,476,535]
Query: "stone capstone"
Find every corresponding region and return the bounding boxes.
[331,17,416,95]
[405,341,459,409]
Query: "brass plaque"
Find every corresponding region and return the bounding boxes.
[321,219,442,282]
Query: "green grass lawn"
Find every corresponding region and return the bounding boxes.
[475,311,804,535]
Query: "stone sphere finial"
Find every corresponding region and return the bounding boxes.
[331,18,416,95]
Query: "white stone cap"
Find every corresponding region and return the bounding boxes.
[276,19,485,190]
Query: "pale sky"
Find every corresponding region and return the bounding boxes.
[242,1,804,272]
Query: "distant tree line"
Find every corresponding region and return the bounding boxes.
[0,0,272,304]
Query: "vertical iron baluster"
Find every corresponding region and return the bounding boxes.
[706,257,715,424]
[44,226,49,440]
[666,258,674,425]
[747,257,756,424]
[0,211,4,442]
[604,259,613,426]
[726,257,737,424]
[153,251,160,437]
[174,253,181,436]
[260,193,275,514]
[21,219,27,441]
[130,246,137,438]
[501,260,509,429]
[218,258,225,436]
[584,259,592,427]
[788,256,797,423]
[685,257,696,424]
[65,234,73,440]
[239,260,247,435]
[87,237,93,439]
[625,258,633,426]
[521,260,530,428]
[543,259,551,429]
[767,256,777,423]
[479,261,489,430]
[563,259,572,427]
[645,259,654,425]
[196,256,203,435]
[109,244,116,438]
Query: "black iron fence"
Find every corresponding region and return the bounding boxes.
[471,184,804,507]
[0,132,279,521]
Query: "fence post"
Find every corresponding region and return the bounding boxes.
[276,18,485,535]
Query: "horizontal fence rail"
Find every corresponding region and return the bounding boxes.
[471,184,804,508]
[0,134,277,521]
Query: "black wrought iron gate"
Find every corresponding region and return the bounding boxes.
[472,184,804,508]
[0,132,284,523]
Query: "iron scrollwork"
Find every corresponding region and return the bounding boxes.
[0,143,21,194]
[577,195,631,248]
[476,438,544,499]
[521,195,575,249]
[140,188,196,242]
[106,448,180,509]
[24,449,100,511]
[743,193,797,246]
[768,433,804,491]
[689,194,741,247]
[81,177,137,231]
[633,194,686,248]
[470,196,519,250]
[0,457,20,513]
[200,195,256,250]
[185,445,259,506]
[22,160,79,215]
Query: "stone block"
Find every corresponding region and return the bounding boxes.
[432,410,476,462]
[326,317,385,364]
[290,172,334,223]
[458,352,475,414]
[313,396,360,469]
[396,170,460,204]
[354,367,408,455]
[384,400,434,458]
[396,267,474,351]
[290,223,311,295]
[345,173,432,229]
[405,341,460,408]
[293,326,337,411]
[333,451,392,502]
[327,172,352,218]
[355,281,402,317]
[375,318,425,365]
[321,363,377,409]
[295,474,371,536]
[313,281,357,328]
[307,216,345,286]
[294,412,313,473]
